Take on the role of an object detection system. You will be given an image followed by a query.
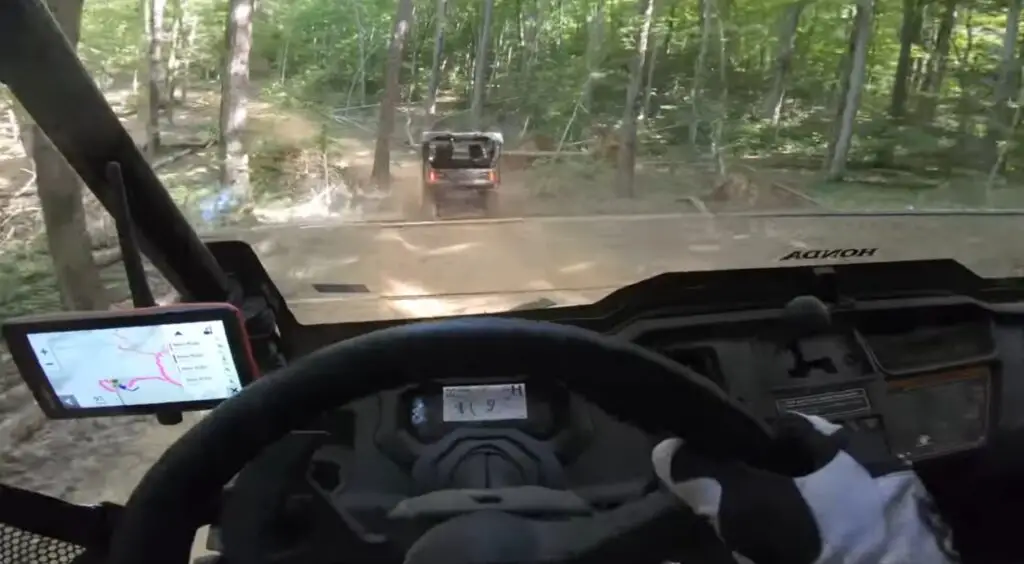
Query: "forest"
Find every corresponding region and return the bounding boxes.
[0,0,1021,320]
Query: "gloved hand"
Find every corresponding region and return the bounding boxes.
[652,413,961,564]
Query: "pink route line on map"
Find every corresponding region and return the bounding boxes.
[97,332,182,392]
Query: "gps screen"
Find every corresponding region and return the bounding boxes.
[25,320,244,409]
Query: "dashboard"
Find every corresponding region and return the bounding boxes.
[623,298,998,462]
[206,251,1024,563]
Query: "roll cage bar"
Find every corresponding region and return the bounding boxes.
[421,132,503,168]
[0,0,230,301]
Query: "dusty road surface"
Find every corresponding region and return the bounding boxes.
[5,212,1024,560]
[213,212,1024,324]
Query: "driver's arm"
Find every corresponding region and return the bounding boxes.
[654,413,960,564]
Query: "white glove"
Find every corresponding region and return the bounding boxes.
[652,412,961,564]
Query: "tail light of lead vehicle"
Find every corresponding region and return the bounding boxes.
[428,169,440,183]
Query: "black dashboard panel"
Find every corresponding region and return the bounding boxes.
[885,367,990,459]
[203,256,1024,494]
[614,297,1009,462]
[205,252,1024,562]
[856,304,997,374]
[219,253,1022,462]
[228,293,1019,557]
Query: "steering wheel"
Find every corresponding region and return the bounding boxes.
[106,317,775,564]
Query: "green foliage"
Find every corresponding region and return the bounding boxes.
[0,242,60,323]
[72,0,1024,173]
[79,0,141,80]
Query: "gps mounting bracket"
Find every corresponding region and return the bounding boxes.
[106,162,182,426]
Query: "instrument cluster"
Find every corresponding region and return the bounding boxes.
[398,380,570,443]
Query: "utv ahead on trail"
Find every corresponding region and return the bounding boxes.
[412,131,504,220]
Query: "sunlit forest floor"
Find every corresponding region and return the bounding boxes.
[214,97,1024,222]
[86,82,1024,229]
[5,80,1012,235]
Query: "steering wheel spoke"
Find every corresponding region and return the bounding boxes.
[402,490,733,564]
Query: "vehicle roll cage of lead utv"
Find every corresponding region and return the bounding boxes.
[419,131,504,165]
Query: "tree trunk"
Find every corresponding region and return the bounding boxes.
[165,0,182,100]
[952,6,975,139]
[582,0,605,114]
[824,10,859,167]
[640,1,661,121]
[889,0,920,121]
[690,0,712,145]
[185,12,197,100]
[217,0,254,206]
[826,0,874,180]
[759,0,806,123]
[712,0,728,175]
[32,0,108,310]
[524,0,544,72]
[469,0,495,129]
[877,0,921,166]
[371,0,415,187]
[166,0,194,103]
[348,1,369,107]
[136,0,151,140]
[985,0,1021,171]
[147,0,168,157]
[425,0,447,117]
[407,26,421,104]
[918,0,956,123]
[615,0,655,198]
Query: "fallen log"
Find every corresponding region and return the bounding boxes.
[502,150,593,170]
[152,139,215,170]
[770,182,829,209]
[503,150,590,158]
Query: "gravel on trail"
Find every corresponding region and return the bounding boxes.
[0,407,200,504]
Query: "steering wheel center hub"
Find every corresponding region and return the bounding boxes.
[412,429,565,491]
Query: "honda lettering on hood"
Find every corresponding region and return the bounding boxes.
[779,248,879,261]
[206,214,1024,325]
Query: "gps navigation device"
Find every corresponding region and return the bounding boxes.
[2,303,260,419]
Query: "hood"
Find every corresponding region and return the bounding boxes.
[206,213,1024,324]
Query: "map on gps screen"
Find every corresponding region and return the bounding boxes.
[25,320,244,409]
